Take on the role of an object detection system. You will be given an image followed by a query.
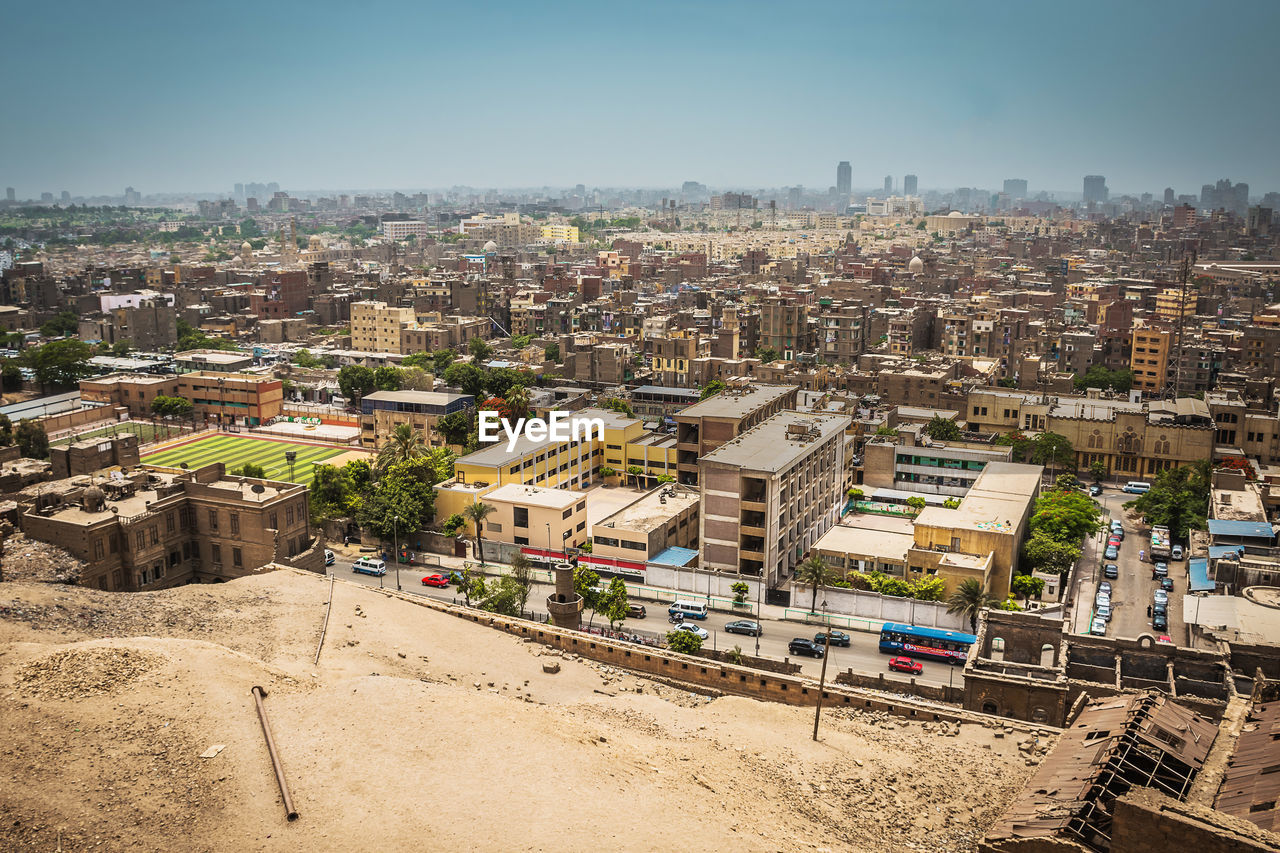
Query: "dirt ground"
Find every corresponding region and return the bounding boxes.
[0,571,1042,852]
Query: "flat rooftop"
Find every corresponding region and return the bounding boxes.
[174,350,251,364]
[915,461,1042,534]
[594,487,698,534]
[814,519,914,561]
[485,483,582,509]
[701,411,850,473]
[362,390,472,406]
[674,383,796,420]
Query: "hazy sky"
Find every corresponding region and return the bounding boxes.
[4,0,1278,198]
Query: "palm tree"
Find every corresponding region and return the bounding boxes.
[794,554,837,615]
[377,423,426,473]
[946,578,999,633]
[625,465,644,488]
[505,385,530,420]
[464,501,496,565]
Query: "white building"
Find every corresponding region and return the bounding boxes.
[380,220,431,240]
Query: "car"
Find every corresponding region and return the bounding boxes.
[1089,484,1103,496]
[814,630,850,647]
[352,557,387,577]
[1095,589,1111,605]
[1160,577,1174,591]
[1098,581,1112,596]
[1108,535,1123,547]
[888,656,923,675]
[1153,564,1169,579]
[724,619,762,637]
[788,638,825,658]
[673,623,709,640]
[1096,603,1112,621]
[1153,612,1169,631]
[324,549,336,566]
[1104,546,1119,560]
[1153,600,1168,616]
[626,603,647,619]
[1154,589,1169,606]
[1110,525,1125,539]
[1103,564,1119,579]
[1171,544,1185,561]
[1157,634,1174,645]
[420,573,450,588]
[1090,618,1107,636]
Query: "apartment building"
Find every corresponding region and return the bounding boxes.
[816,300,869,364]
[351,300,415,353]
[759,298,812,359]
[649,335,702,388]
[79,372,282,427]
[674,383,799,485]
[21,463,322,592]
[540,224,580,242]
[698,411,850,584]
[80,373,181,418]
[478,483,588,555]
[1130,325,1172,392]
[587,485,700,578]
[862,429,1013,498]
[358,390,474,450]
[174,349,253,374]
[398,315,489,355]
[380,220,431,240]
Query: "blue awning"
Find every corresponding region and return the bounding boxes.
[1206,519,1275,541]
[1188,557,1214,592]
[648,546,698,567]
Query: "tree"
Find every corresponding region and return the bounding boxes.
[337,364,376,402]
[436,409,474,447]
[878,576,912,597]
[293,348,323,369]
[1022,530,1082,576]
[309,463,354,521]
[443,362,486,398]
[432,349,457,373]
[573,565,602,622]
[600,397,634,418]
[625,465,644,488]
[754,347,779,363]
[510,554,535,615]
[910,575,946,601]
[544,343,560,363]
[942,497,960,509]
[15,419,49,459]
[905,496,927,511]
[699,380,726,401]
[485,367,532,399]
[151,395,193,419]
[666,629,703,654]
[731,581,750,605]
[510,334,533,349]
[357,458,436,549]
[999,596,1023,612]
[235,462,267,478]
[995,430,1033,463]
[468,337,493,360]
[402,351,433,370]
[946,578,999,633]
[505,384,531,420]
[923,415,961,441]
[1089,461,1108,483]
[1029,489,1100,543]
[1127,460,1210,541]
[40,310,80,338]
[440,513,466,536]
[1011,574,1046,605]
[599,466,617,479]
[23,338,93,392]
[1,362,22,392]
[0,413,12,446]
[1055,473,1080,491]
[602,577,629,629]
[373,365,403,391]
[874,425,898,437]
[454,566,484,607]
[1031,432,1075,477]
[377,423,426,473]
[795,554,838,614]
[464,501,496,564]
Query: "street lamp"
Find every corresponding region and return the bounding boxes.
[545,523,551,563]
[562,529,572,561]
[393,514,402,591]
[754,573,763,657]
[813,598,832,741]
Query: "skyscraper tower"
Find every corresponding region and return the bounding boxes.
[5,187,14,202]
[836,162,851,196]
[903,174,918,196]
[883,175,893,195]
[1003,179,1028,198]
[1083,175,1108,204]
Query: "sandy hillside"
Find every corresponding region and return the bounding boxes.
[0,571,1042,852]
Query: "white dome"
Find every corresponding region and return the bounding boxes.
[483,240,498,253]
[948,210,965,217]
[908,256,924,273]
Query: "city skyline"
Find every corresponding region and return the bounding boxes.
[3,1,1278,197]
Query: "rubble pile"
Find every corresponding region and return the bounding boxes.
[1,532,84,585]
[14,646,166,700]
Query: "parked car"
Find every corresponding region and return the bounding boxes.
[1153,612,1169,631]
[1110,524,1125,539]
[673,623,709,640]
[1095,592,1111,608]
[1157,634,1174,645]
[1098,581,1112,596]
[814,630,850,647]
[324,549,335,566]
[626,603,647,619]
[420,573,450,588]
[788,638,825,658]
[1103,564,1119,579]
[1104,545,1119,560]
[1089,484,1103,496]
[1096,603,1112,622]
[888,656,923,675]
[724,619,762,637]
[1160,577,1174,591]
[1171,544,1184,561]
[1154,589,1169,606]
[1090,618,1107,636]
[1108,535,1123,547]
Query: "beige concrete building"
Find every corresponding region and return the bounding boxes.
[587,485,699,575]
[479,483,589,554]
[358,389,474,450]
[699,411,850,584]
[351,300,415,353]
[675,383,799,485]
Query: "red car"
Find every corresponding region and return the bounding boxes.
[420,574,450,588]
[888,656,923,675]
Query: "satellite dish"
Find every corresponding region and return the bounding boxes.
[110,506,119,514]
[179,462,189,469]
[251,484,266,494]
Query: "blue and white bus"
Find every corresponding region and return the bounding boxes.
[878,623,976,664]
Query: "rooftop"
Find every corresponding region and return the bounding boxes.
[814,515,916,561]
[484,483,583,510]
[174,349,251,364]
[700,411,850,473]
[594,486,699,534]
[362,389,473,406]
[675,383,796,420]
[915,462,1042,534]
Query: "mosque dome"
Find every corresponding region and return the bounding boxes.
[308,234,323,250]
[908,255,924,274]
[241,241,252,252]
[948,210,965,217]
[483,240,499,253]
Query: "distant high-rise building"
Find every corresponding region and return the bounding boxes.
[1083,175,1108,204]
[60,191,70,203]
[883,175,893,195]
[124,186,141,206]
[1003,178,1028,198]
[1163,187,1175,205]
[234,183,244,199]
[1199,179,1248,215]
[903,174,918,196]
[5,187,14,202]
[836,162,851,196]
[787,186,802,210]
[40,192,54,203]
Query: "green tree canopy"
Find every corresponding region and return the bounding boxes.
[795,554,838,614]
[432,349,457,373]
[1022,530,1083,577]
[443,363,486,398]
[544,342,560,363]
[923,415,961,441]
[337,364,376,402]
[1011,574,1046,604]
[666,629,703,654]
[23,338,93,392]
[946,578,999,633]
[16,419,49,459]
[373,365,403,391]
[1126,460,1210,541]
[468,337,493,360]
[699,380,727,401]
[1029,489,1101,543]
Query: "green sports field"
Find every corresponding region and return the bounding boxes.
[142,434,358,487]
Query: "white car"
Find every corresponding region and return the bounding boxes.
[1096,603,1112,622]
[1095,593,1111,609]
[1090,618,1107,636]
[673,624,709,640]
[324,549,335,566]
[1171,544,1184,561]
[1154,589,1169,606]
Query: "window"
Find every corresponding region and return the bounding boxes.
[576,521,585,531]
[166,512,175,533]
[232,547,243,568]
[269,512,278,530]
[621,540,646,551]
[286,505,295,526]
[150,525,159,545]
[513,507,529,528]
[230,513,240,536]
[514,536,529,546]
[136,530,146,550]
[93,538,105,560]
[595,536,619,548]
[208,509,219,531]
[576,501,586,512]
[211,544,222,565]
[509,465,519,475]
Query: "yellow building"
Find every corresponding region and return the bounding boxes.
[1129,326,1171,392]
[1154,287,1196,322]
[350,300,415,353]
[478,483,588,555]
[540,224,580,242]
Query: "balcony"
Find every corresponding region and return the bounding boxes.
[740,509,766,531]
[741,477,767,504]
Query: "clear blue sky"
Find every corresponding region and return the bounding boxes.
[4,0,1278,198]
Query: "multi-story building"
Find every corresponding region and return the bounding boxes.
[862,429,1013,498]
[540,224,580,243]
[350,300,415,353]
[698,411,850,584]
[1155,287,1196,322]
[649,335,701,387]
[80,373,181,418]
[80,371,282,427]
[21,462,322,592]
[586,485,700,578]
[358,390,474,450]
[674,383,799,485]
[379,220,431,241]
[1130,325,1172,393]
[816,300,868,364]
[760,297,812,359]
[476,483,588,555]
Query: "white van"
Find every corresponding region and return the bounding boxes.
[352,556,387,576]
[668,600,709,620]
[1122,481,1152,494]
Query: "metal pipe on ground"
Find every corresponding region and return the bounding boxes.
[314,573,334,665]
[251,685,299,821]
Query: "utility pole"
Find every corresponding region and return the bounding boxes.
[1172,249,1196,398]
[812,599,832,741]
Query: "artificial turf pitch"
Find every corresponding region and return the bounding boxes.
[141,434,352,486]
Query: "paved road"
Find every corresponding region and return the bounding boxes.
[334,558,964,690]
[1071,488,1188,642]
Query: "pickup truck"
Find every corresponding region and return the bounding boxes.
[1149,525,1171,561]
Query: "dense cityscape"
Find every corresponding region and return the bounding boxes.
[3,2,1280,852]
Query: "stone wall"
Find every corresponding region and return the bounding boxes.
[837,667,963,704]
[1109,787,1280,853]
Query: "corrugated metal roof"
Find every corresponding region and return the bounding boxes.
[1216,701,1280,833]
[1188,557,1214,592]
[1208,519,1276,541]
